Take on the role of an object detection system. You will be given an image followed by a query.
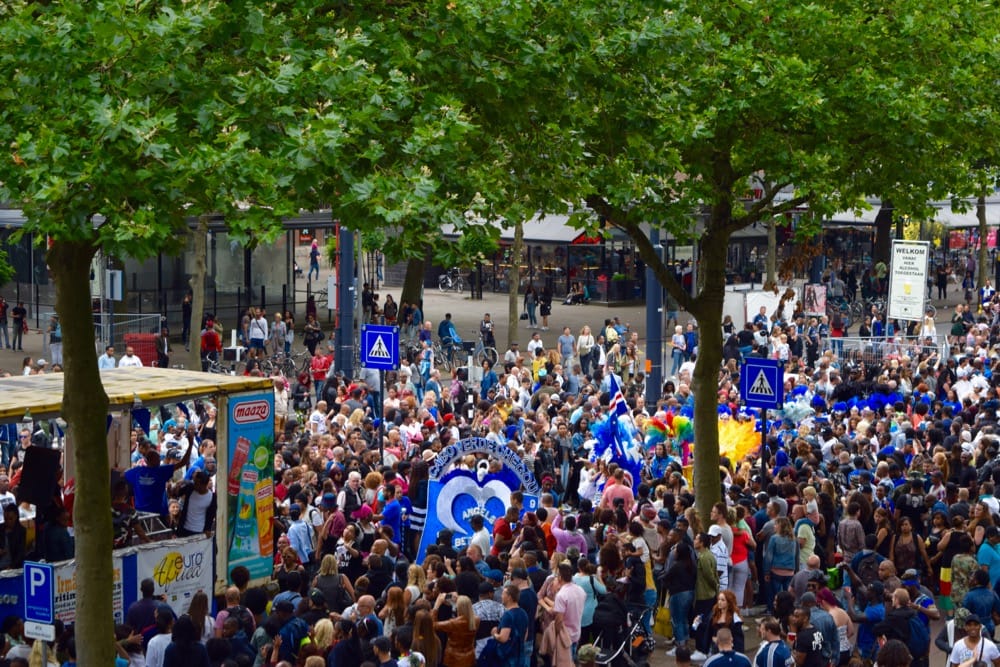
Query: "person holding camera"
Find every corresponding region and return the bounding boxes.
[433,593,479,667]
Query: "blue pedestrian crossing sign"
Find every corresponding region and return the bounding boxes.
[740,358,784,410]
[360,324,399,371]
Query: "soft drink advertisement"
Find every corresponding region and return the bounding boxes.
[226,392,275,581]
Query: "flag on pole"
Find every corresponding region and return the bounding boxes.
[608,373,630,422]
[608,373,630,457]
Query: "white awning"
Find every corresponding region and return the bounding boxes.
[826,197,1000,228]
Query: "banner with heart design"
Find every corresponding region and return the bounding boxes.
[416,439,539,561]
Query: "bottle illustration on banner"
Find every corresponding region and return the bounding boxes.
[228,436,251,496]
[230,465,259,559]
[255,476,274,558]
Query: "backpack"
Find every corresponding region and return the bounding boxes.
[317,574,355,614]
[855,552,880,587]
[908,613,930,658]
[225,605,254,635]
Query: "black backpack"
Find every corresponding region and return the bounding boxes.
[225,605,254,634]
[855,552,880,586]
[316,575,354,614]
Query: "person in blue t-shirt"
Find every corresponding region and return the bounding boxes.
[753,618,793,667]
[493,583,529,667]
[979,527,1000,589]
[844,581,886,660]
[124,441,193,515]
[378,484,402,545]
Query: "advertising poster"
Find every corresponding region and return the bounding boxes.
[54,556,125,623]
[888,240,930,321]
[138,536,213,617]
[803,284,826,317]
[226,392,275,582]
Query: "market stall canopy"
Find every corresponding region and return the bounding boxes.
[826,196,1000,228]
[0,367,273,422]
[440,212,615,244]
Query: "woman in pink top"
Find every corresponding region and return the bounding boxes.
[551,513,588,556]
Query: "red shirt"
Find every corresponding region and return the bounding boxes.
[311,354,332,382]
[201,329,222,353]
[731,527,751,565]
[491,517,513,556]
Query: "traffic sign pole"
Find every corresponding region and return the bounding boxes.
[23,561,54,653]
[740,359,783,485]
[360,324,397,467]
[378,369,385,465]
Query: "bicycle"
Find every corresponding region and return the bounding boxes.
[431,340,452,372]
[399,336,422,362]
[262,351,310,378]
[438,267,465,293]
[202,353,228,374]
[474,332,498,368]
[826,296,853,327]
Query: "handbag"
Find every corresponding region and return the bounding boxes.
[519,312,529,320]
[589,575,607,603]
[654,606,672,639]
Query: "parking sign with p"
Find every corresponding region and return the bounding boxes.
[24,561,54,625]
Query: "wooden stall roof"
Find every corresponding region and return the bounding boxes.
[0,367,274,421]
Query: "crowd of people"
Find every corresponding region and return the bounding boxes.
[14,264,1000,667]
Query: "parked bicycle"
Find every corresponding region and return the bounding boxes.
[438,267,465,293]
[261,351,310,378]
[474,331,498,368]
[431,340,452,372]
[203,353,228,375]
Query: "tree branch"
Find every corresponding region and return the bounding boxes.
[585,194,695,312]
[725,191,812,235]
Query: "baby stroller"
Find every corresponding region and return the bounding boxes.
[591,593,655,667]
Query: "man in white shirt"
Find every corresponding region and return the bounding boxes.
[469,514,492,555]
[98,345,117,369]
[0,475,16,525]
[504,342,522,365]
[309,401,329,435]
[248,308,268,359]
[145,607,175,667]
[708,524,730,590]
[526,332,545,357]
[949,613,1000,666]
[118,346,143,368]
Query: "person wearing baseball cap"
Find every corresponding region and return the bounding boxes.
[707,524,730,591]
[900,568,939,624]
[949,611,1000,664]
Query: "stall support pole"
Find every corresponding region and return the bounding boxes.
[760,412,769,485]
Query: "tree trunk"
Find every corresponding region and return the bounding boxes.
[978,193,988,289]
[48,239,113,667]
[186,216,209,370]
[689,227,726,521]
[765,217,777,289]
[400,256,425,306]
[508,222,524,348]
